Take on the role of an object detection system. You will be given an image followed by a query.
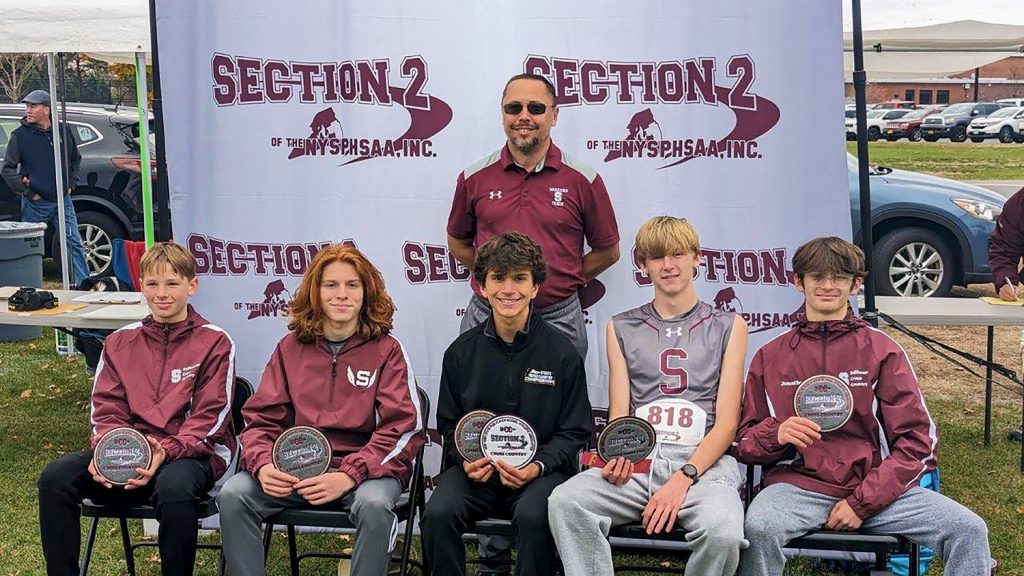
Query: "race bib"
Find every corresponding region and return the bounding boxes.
[634,399,707,446]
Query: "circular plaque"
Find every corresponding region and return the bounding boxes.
[272,426,331,480]
[93,427,152,486]
[480,415,537,469]
[455,410,495,462]
[794,375,854,432]
[597,416,656,463]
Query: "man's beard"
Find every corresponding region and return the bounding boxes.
[512,135,541,155]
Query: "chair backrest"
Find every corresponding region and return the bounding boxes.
[232,376,254,434]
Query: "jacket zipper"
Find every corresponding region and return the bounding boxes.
[157,322,170,402]
[819,321,829,374]
[328,347,340,406]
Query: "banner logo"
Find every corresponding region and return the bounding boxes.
[524,54,780,169]
[210,54,453,166]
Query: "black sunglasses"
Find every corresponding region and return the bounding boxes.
[503,102,549,116]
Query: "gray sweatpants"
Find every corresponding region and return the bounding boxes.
[548,445,747,576]
[740,482,991,576]
[216,472,402,576]
[461,293,587,359]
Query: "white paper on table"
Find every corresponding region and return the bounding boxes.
[78,304,150,320]
[72,292,142,304]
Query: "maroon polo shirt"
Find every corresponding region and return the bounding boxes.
[447,142,619,308]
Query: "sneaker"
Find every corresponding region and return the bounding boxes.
[1008,428,1023,442]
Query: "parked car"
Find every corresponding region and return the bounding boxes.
[882,107,943,141]
[848,153,1005,297]
[967,106,1024,143]
[871,100,916,110]
[920,102,1007,142]
[846,109,905,141]
[0,103,156,277]
[996,97,1024,108]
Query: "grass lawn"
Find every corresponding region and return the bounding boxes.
[1,329,1021,575]
[846,141,1024,181]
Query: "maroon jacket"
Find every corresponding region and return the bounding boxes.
[733,314,938,520]
[90,305,237,479]
[989,187,1024,292]
[240,332,425,487]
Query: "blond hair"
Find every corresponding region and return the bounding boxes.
[139,242,197,280]
[634,216,700,263]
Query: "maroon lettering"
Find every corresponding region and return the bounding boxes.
[659,348,688,395]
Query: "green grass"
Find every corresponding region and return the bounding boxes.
[1,334,1022,575]
[846,141,1024,180]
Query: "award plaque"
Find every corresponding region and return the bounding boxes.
[272,426,332,480]
[597,416,656,464]
[794,375,854,432]
[480,414,537,469]
[93,427,152,486]
[455,410,495,462]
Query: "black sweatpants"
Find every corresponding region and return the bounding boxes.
[420,466,568,576]
[37,449,213,576]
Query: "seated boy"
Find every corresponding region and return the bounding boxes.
[217,244,425,576]
[733,236,990,576]
[548,215,748,576]
[420,232,591,576]
[37,242,237,576]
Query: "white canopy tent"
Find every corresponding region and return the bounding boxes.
[840,1,1024,80]
[0,0,154,293]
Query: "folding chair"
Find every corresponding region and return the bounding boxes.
[261,387,430,576]
[79,376,254,576]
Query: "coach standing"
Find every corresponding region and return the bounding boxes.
[446,73,620,360]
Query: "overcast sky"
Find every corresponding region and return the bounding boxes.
[841,0,1024,31]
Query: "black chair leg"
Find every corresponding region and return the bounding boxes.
[909,543,920,576]
[119,517,136,576]
[287,524,300,576]
[398,516,416,576]
[263,523,275,565]
[79,516,100,576]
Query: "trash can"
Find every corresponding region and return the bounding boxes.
[0,221,47,341]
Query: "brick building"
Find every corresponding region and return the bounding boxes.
[845,54,1024,105]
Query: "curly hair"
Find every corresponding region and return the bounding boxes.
[287,244,395,343]
[472,232,547,286]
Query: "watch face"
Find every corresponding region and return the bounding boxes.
[682,463,698,479]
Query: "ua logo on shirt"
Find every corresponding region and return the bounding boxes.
[347,366,378,388]
[666,327,684,337]
[489,190,503,200]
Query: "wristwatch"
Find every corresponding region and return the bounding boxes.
[680,463,700,484]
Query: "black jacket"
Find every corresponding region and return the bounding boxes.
[1,117,81,201]
[437,310,591,476]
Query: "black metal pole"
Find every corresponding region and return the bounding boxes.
[973,67,980,102]
[985,326,993,446]
[149,0,172,242]
[852,0,875,326]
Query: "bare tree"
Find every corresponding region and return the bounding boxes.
[0,53,43,103]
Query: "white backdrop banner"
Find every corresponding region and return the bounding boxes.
[156,0,850,461]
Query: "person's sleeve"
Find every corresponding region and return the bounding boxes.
[445,173,476,241]
[436,346,464,471]
[158,330,236,471]
[533,350,591,474]
[66,127,81,190]
[581,173,620,249]
[845,343,937,520]
[1,131,28,196]
[989,190,1024,290]
[89,339,133,446]
[337,341,426,486]
[239,344,295,475]
[732,348,792,464]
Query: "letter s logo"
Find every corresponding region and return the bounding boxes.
[347,367,378,388]
[170,369,182,384]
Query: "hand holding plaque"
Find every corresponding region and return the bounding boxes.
[272,426,332,480]
[454,410,496,462]
[92,428,153,486]
[589,416,656,475]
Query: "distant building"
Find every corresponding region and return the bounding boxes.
[845,54,1024,105]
